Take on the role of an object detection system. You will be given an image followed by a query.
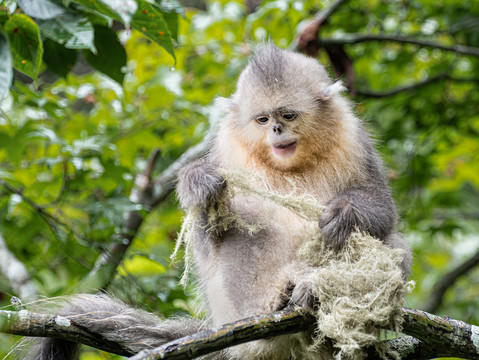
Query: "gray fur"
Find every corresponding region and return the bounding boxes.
[19,44,411,360]
[177,44,412,359]
[249,44,286,89]
[17,294,207,360]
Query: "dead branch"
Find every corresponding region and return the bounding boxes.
[296,0,350,56]
[356,74,479,98]
[424,248,479,313]
[320,33,479,57]
[402,307,479,358]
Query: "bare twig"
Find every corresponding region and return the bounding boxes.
[0,179,78,237]
[295,0,350,56]
[320,33,479,57]
[313,0,349,25]
[130,148,161,206]
[423,248,479,313]
[0,233,37,300]
[3,307,477,360]
[80,135,211,291]
[150,133,213,208]
[356,74,479,98]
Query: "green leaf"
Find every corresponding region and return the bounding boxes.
[17,0,65,20]
[132,0,175,58]
[0,32,13,100]
[72,0,137,25]
[4,14,43,81]
[151,0,184,40]
[43,38,77,77]
[0,8,9,25]
[158,10,178,41]
[71,0,175,57]
[38,13,96,52]
[83,25,126,83]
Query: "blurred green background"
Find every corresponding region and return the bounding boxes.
[1,0,478,358]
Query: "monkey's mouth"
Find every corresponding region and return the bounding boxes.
[272,140,297,158]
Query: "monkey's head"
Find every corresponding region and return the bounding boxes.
[217,43,347,173]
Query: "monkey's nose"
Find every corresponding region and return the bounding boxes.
[272,124,283,134]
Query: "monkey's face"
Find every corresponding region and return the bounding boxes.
[244,104,322,172]
[228,48,342,172]
[256,111,299,160]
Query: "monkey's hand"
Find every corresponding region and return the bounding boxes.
[288,279,316,310]
[274,267,317,311]
[177,159,226,210]
[319,187,396,250]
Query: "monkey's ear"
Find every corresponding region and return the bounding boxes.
[317,81,347,100]
[215,97,239,114]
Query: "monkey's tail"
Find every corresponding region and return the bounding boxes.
[12,294,205,360]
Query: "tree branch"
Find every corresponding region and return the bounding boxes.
[356,74,479,98]
[402,308,479,358]
[150,132,213,208]
[129,310,314,360]
[320,33,479,57]
[0,179,78,238]
[365,336,437,360]
[0,233,37,300]
[423,248,479,314]
[2,307,478,360]
[0,309,131,356]
[295,0,350,56]
[313,0,349,26]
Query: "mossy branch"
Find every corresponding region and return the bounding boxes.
[0,309,131,356]
[2,308,478,360]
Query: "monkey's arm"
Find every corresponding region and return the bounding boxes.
[319,183,398,250]
[176,159,225,210]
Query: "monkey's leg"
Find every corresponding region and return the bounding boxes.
[384,233,413,280]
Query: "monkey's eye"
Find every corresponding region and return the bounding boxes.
[256,116,269,124]
[282,113,296,121]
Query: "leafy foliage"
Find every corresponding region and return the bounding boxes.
[1,0,479,359]
[0,0,180,95]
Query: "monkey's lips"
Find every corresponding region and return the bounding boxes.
[272,140,297,158]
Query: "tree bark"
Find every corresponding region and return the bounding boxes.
[2,307,478,360]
